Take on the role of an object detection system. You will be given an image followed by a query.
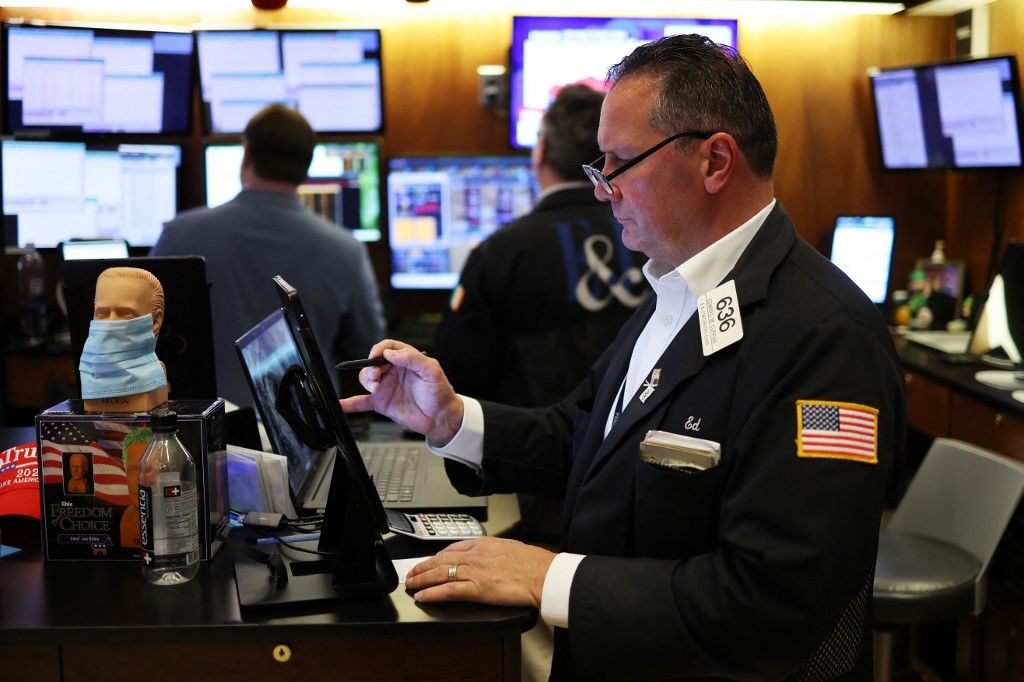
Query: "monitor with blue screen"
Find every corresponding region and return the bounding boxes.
[2,139,181,248]
[828,215,896,306]
[204,141,382,242]
[386,154,538,290]
[2,22,194,134]
[509,16,739,149]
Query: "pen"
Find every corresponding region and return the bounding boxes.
[255,532,321,546]
[335,356,391,371]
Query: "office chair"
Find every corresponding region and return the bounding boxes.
[873,438,1024,681]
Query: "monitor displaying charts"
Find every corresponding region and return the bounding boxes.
[204,141,381,242]
[2,22,194,134]
[195,28,383,134]
[2,138,182,248]
[386,155,538,290]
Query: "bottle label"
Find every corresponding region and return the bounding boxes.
[139,472,198,568]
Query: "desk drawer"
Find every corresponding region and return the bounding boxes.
[61,635,512,682]
[904,371,951,438]
[949,394,1024,462]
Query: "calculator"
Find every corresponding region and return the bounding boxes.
[385,509,486,541]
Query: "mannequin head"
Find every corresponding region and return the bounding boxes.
[94,267,164,335]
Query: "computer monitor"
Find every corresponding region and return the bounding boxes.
[2,139,182,249]
[2,21,194,134]
[59,238,130,261]
[203,141,382,242]
[869,54,1024,170]
[386,154,538,289]
[967,242,1024,365]
[509,16,738,149]
[195,28,383,134]
[828,215,896,306]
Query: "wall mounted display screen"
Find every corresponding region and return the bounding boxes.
[204,140,381,242]
[195,29,383,134]
[387,155,537,290]
[2,139,181,248]
[2,22,194,134]
[509,16,738,149]
[869,55,1024,170]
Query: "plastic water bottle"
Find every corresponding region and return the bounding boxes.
[138,408,199,585]
[16,243,47,346]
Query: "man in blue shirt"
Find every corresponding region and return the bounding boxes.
[151,104,385,407]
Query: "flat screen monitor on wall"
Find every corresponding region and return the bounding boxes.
[869,54,1024,170]
[195,29,383,134]
[509,16,739,150]
[204,140,382,242]
[2,22,194,134]
[2,139,181,248]
[386,155,538,290]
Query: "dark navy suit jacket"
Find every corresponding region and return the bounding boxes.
[446,203,905,680]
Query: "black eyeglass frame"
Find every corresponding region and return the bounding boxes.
[582,130,716,194]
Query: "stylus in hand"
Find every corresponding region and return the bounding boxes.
[335,356,391,372]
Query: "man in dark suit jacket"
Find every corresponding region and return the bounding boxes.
[342,35,904,681]
[434,84,648,409]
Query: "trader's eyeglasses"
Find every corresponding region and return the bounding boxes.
[582,130,716,194]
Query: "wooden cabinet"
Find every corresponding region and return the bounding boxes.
[904,370,952,438]
[949,393,1024,463]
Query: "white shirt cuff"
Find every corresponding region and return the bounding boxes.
[540,552,586,628]
[426,395,484,473]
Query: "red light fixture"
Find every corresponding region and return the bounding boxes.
[252,0,288,9]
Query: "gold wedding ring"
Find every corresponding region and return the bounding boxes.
[447,564,458,582]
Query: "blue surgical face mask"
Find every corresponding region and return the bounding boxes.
[79,314,167,399]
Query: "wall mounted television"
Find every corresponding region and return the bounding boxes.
[869,54,1024,170]
[195,28,383,134]
[386,154,537,290]
[204,140,382,242]
[1,139,182,249]
[509,16,738,150]
[2,21,194,135]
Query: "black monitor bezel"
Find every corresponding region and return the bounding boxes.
[1,137,185,250]
[194,27,385,136]
[828,214,897,307]
[272,275,390,540]
[868,53,1024,172]
[0,20,196,136]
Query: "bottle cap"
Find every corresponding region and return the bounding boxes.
[150,408,177,433]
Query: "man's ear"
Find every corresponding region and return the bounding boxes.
[151,308,163,335]
[701,133,738,195]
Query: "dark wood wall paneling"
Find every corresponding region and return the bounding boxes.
[8,3,1018,320]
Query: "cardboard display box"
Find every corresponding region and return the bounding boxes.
[36,399,227,561]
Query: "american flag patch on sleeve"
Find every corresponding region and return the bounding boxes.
[795,400,878,464]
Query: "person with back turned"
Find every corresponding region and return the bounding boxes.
[342,35,904,680]
[151,104,385,408]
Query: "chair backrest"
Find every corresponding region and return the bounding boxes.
[889,437,1024,613]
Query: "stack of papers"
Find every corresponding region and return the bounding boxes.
[639,430,721,472]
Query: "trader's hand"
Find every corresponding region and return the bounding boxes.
[338,340,464,445]
[404,536,556,608]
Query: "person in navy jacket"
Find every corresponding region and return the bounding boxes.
[342,34,904,681]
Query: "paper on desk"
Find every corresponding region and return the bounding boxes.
[393,556,431,584]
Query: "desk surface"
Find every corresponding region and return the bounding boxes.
[0,427,534,647]
[0,546,535,646]
[895,335,1024,416]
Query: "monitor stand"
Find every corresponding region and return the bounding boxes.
[233,476,399,611]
